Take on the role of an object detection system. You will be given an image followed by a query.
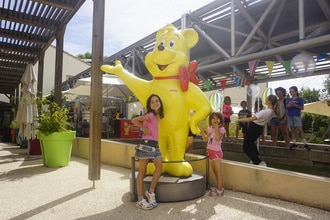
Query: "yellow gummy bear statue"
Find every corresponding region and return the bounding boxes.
[101,24,211,177]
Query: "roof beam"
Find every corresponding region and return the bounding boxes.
[32,0,75,11]
[0,52,35,63]
[0,61,27,69]
[0,8,58,30]
[0,42,41,54]
[0,28,49,44]
[197,34,330,73]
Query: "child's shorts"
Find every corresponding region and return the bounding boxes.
[287,116,302,127]
[135,139,162,159]
[207,149,223,160]
[224,118,231,123]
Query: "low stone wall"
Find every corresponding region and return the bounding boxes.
[193,139,330,172]
[105,138,330,174]
[71,138,330,210]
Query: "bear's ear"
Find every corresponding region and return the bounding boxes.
[156,24,174,40]
[181,28,199,49]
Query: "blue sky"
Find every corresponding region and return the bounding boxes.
[64,0,214,56]
[63,0,328,92]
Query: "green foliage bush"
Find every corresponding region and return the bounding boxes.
[37,99,71,135]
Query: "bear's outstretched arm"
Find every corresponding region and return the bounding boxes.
[101,61,151,105]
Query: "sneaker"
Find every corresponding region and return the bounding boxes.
[136,199,153,210]
[209,187,225,196]
[258,161,267,167]
[290,144,298,150]
[304,144,311,151]
[145,190,157,207]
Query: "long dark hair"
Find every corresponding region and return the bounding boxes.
[208,112,224,126]
[275,87,287,97]
[254,98,264,113]
[146,94,164,119]
[289,86,299,97]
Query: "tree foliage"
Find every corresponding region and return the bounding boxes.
[76,52,108,60]
[299,87,319,103]
[77,52,92,59]
[299,81,330,143]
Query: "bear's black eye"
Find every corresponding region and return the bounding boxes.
[169,40,176,48]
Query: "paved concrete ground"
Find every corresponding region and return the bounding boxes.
[1,142,329,220]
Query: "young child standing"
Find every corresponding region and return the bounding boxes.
[222,96,233,140]
[235,100,252,141]
[238,95,279,166]
[132,94,164,210]
[200,112,225,196]
[287,86,310,151]
[271,87,290,148]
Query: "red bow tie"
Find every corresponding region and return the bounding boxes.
[179,60,199,91]
[153,60,199,91]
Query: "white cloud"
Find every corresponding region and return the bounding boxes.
[62,1,328,93]
[65,0,215,56]
[268,75,327,92]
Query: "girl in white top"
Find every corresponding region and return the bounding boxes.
[238,95,279,166]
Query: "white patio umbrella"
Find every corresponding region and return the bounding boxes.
[15,64,38,157]
[64,75,133,97]
[303,101,330,116]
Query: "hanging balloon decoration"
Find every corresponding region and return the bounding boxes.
[261,88,275,105]
[209,92,223,112]
[290,53,316,77]
[246,83,260,97]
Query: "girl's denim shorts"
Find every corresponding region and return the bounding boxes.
[135,139,162,159]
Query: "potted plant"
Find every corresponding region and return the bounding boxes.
[36,99,76,167]
[9,120,20,144]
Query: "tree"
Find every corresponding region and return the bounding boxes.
[299,87,319,103]
[77,52,92,59]
[300,84,329,143]
[76,52,108,60]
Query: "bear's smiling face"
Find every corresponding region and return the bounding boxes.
[145,24,198,78]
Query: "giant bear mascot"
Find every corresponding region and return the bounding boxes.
[101,24,211,177]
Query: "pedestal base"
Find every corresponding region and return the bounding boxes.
[130,172,206,202]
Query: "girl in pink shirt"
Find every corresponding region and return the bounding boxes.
[132,94,164,210]
[200,112,225,196]
[222,96,233,139]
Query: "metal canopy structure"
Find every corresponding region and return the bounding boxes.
[0,0,85,96]
[63,0,330,92]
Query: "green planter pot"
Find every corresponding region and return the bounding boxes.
[37,131,76,168]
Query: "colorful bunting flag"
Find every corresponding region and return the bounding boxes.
[316,53,330,61]
[204,81,211,91]
[248,60,258,75]
[220,80,226,90]
[232,67,236,79]
[265,61,275,76]
[282,61,291,75]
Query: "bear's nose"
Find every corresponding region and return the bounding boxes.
[158,44,164,51]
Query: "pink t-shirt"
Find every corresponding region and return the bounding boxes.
[142,112,158,141]
[206,126,226,151]
[222,104,233,119]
